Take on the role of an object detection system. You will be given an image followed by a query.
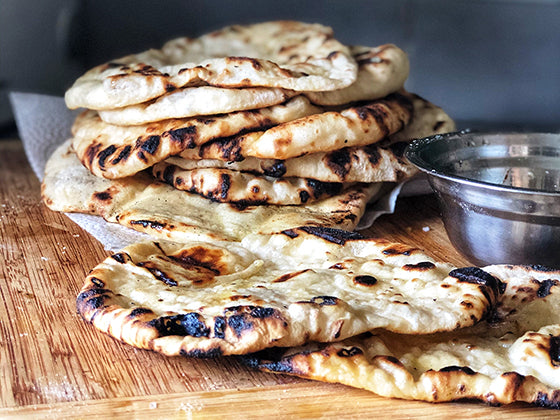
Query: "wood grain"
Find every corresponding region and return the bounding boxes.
[0,139,550,418]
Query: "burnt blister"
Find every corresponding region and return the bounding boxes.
[203,136,245,162]
[85,143,102,167]
[219,173,231,200]
[130,219,167,230]
[150,313,210,337]
[323,148,352,179]
[439,366,476,375]
[309,296,340,306]
[273,269,312,283]
[90,277,105,288]
[262,160,287,178]
[336,346,363,358]
[363,144,381,165]
[241,349,304,375]
[180,347,223,359]
[450,267,504,314]
[259,357,298,374]
[380,355,404,366]
[250,307,276,319]
[549,336,560,366]
[402,261,436,271]
[97,145,117,168]
[110,145,132,165]
[298,190,310,203]
[127,307,154,319]
[213,316,226,339]
[299,226,363,245]
[76,287,112,313]
[281,229,299,238]
[536,279,558,298]
[449,267,504,294]
[110,252,130,264]
[305,179,343,199]
[139,265,177,287]
[227,314,253,337]
[353,275,378,286]
[93,191,112,201]
[160,163,176,185]
[534,391,560,409]
[167,126,198,147]
[527,265,559,273]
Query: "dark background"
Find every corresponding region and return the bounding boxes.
[2,0,559,136]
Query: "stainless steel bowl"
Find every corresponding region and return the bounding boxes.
[405,131,560,268]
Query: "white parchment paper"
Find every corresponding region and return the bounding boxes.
[10,92,430,251]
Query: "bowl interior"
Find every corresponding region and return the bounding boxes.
[406,131,560,194]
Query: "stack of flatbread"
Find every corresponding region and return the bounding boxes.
[42,20,455,243]
[40,21,560,410]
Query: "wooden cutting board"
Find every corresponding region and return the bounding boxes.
[0,139,550,418]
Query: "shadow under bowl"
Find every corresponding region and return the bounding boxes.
[405,131,560,268]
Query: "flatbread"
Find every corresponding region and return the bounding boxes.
[42,141,379,243]
[72,96,322,179]
[64,21,358,110]
[245,264,560,409]
[97,86,296,126]
[305,44,409,106]
[96,44,409,126]
[151,164,358,205]
[177,92,413,161]
[71,92,412,179]
[75,227,501,356]
[166,143,415,184]
[390,94,456,143]
[169,94,455,183]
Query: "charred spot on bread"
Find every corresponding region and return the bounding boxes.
[299,226,363,244]
[76,287,112,313]
[141,135,160,155]
[353,275,378,286]
[324,148,352,179]
[110,145,132,165]
[150,313,210,337]
[97,145,117,168]
[337,346,363,357]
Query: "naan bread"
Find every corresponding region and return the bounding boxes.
[65,21,358,110]
[76,227,502,356]
[390,94,456,143]
[177,92,413,161]
[151,164,358,205]
[42,141,379,242]
[72,96,322,179]
[169,94,455,183]
[246,265,560,409]
[72,92,412,179]
[166,143,415,184]
[305,44,409,106]
[96,44,409,126]
[98,86,296,126]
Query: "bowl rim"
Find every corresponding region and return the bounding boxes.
[404,130,560,197]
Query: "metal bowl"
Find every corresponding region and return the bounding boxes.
[405,131,560,268]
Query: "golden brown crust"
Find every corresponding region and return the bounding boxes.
[76,228,501,356]
[65,21,358,110]
[42,140,381,242]
[244,265,560,409]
